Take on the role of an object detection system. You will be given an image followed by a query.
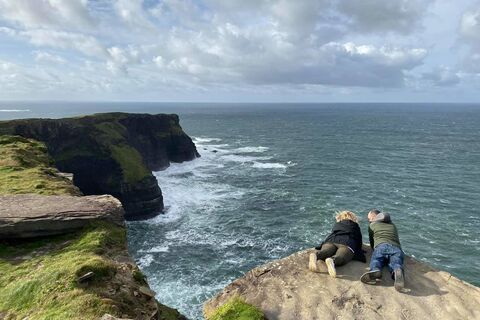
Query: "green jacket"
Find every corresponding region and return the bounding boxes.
[368,213,401,249]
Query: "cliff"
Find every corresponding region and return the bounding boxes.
[0,113,199,220]
[204,248,480,320]
[0,136,186,319]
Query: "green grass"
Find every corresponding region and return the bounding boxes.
[109,144,150,183]
[0,222,126,320]
[0,135,81,196]
[208,298,265,320]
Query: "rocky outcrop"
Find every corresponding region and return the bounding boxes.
[0,194,124,238]
[204,247,480,320]
[0,113,199,220]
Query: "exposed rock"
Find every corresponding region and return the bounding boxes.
[100,314,132,320]
[0,113,200,219]
[139,286,156,298]
[204,247,480,320]
[0,194,124,238]
[77,271,95,283]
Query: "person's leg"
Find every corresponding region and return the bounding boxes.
[331,244,354,266]
[387,245,405,291]
[309,242,337,272]
[316,242,337,260]
[361,243,387,284]
[387,245,404,273]
[369,243,387,272]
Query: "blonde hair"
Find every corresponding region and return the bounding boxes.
[335,211,358,223]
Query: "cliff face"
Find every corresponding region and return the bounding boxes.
[0,113,199,220]
[0,136,186,319]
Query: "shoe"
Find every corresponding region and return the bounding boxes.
[360,270,382,284]
[325,258,336,278]
[308,253,318,272]
[394,269,405,292]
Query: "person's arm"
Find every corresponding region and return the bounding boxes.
[368,225,374,249]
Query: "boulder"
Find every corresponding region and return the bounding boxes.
[204,247,480,320]
[0,194,124,238]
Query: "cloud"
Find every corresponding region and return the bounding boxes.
[458,5,480,73]
[337,0,433,34]
[34,51,66,64]
[422,67,461,86]
[0,0,466,101]
[0,0,94,30]
[22,29,107,58]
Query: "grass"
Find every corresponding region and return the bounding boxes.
[207,297,265,320]
[0,222,126,320]
[0,135,81,196]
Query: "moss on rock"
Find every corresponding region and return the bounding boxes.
[207,297,265,320]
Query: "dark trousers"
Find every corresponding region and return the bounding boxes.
[316,242,354,266]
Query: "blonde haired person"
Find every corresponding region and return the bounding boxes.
[309,211,366,277]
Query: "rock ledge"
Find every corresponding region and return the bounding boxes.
[205,248,480,320]
[0,194,124,238]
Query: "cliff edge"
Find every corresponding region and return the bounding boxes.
[204,248,480,320]
[0,113,199,220]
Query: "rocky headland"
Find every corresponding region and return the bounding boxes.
[0,120,193,319]
[0,113,199,220]
[204,247,480,320]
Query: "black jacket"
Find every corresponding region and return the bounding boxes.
[316,220,366,262]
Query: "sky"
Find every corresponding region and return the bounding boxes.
[0,0,479,102]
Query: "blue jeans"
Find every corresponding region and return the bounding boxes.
[370,243,404,275]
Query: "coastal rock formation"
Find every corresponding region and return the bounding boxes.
[204,247,480,320]
[0,113,199,219]
[0,194,124,239]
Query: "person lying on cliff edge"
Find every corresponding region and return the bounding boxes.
[360,209,405,292]
[309,211,366,277]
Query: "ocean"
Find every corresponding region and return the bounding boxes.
[1,102,479,319]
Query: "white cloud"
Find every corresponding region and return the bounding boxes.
[0,0,93,30]
[0,0,474,100]
[34,51,66,64]
[21,29,107,58]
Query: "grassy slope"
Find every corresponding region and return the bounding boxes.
[0,135,81,196]
[0,135,183,320]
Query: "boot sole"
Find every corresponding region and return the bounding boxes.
[394,270,405,292]
[360,270,382,285]
[308,253,318,272]
[325,258,336,278]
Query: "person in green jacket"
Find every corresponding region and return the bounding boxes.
[360,209,405,292]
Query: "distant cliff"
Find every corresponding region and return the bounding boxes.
[0,113,199,220]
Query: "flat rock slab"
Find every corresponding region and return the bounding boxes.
[204,247,480,320]
[0,194,124,239]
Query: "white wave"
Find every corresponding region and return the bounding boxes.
[193,137,222,143]
[231,146,269,153]
[251,162,287,169]
[0,109,30,112]
[221,154,272,163]
[137,254,154,268]
[139,245,170,253]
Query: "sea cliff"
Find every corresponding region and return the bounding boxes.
[0,113,200,220]
[0,133,187,319]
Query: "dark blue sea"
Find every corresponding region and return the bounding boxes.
[1,102,480,319]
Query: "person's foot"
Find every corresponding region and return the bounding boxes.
[325,258,336,278]
[308,253,318,272]
[360,270,382,284]
[394,269,405,292]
